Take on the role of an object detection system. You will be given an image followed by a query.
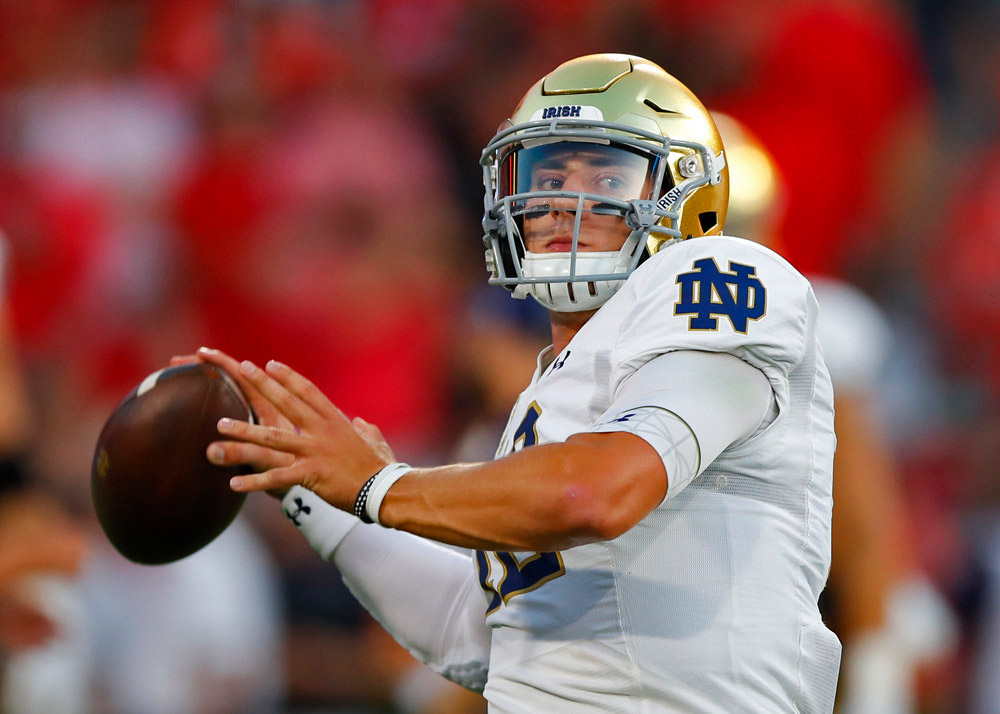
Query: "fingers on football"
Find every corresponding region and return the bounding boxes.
[196,346,237,366]
[216,418,308,453]
[229,467,300,494]
[197,348,254,391]
[264,359,348,423]
[198,348,285,426]
[236,360,320,426]
[206,440,296,471]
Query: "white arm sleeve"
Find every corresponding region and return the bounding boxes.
[591,350,773,500]
[280,487,492,692]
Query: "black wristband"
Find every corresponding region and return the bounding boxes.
[353,472,379,524]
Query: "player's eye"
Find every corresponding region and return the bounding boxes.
[535,174,564,191]
[595,173,629,194]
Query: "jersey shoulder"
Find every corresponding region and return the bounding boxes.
[606,235,816,379]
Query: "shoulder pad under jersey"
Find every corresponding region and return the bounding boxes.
[608,235,815,385]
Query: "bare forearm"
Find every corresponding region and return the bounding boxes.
[379,433,666,552]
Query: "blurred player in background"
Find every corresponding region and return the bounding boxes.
[713,112,957,713]
[78,519,285,714]
[0,231,89,713]
[196,54,841,712]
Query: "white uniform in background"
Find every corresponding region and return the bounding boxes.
[812,277,957,714]
[81,518,284,714]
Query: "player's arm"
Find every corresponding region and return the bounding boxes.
[281,486,491,691]
[202,348,771,552]
[379,431,665,551]
[379,349,774,550]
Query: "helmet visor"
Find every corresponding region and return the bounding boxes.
[497,141,661,255]
[499,141,658,201]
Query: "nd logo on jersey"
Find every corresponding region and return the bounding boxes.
[675,257,766,333]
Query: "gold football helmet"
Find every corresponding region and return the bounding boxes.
[481,53,728,312]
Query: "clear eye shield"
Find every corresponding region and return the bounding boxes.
[504,142,654,233]
[485,140,670,290]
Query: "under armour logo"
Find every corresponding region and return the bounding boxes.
[552,350,571,371]
[675,258,766,333]
[285,497,311,526]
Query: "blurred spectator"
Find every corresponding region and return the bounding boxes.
[450,287,549,464]
[926,18,1000,706]
[0,1,199,412]
[669,0,934,284]
[80,519,284,714]
[0,230,89,712]
[175,90,465,463]
[171,43,482,711]
[930,143,1000,406]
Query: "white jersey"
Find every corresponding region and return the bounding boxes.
[478,236,841,713]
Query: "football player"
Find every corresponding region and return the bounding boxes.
[199,54,841,712]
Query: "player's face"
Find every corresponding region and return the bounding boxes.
[519,145,651,253]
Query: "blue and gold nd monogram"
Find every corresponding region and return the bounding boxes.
[675,258,766,333]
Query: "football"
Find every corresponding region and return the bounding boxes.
[91,362,255,565]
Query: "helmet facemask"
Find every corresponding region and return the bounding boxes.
[482,116,723,312]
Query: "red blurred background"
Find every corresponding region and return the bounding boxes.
[1,1,999,712]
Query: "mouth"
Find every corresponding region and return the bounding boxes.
[544,236,581,252]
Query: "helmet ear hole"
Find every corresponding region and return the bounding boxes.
[698,211,719,233]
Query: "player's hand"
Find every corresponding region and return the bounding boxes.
[203,355,393,511]
[172,348,295,436]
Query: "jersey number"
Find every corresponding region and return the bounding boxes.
[476,403,565,615]
[476,550,565,615]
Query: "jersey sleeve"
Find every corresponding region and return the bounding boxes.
[609,236,816,418]
[590,350,773,500]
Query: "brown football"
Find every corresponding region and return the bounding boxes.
[91,362,255,565]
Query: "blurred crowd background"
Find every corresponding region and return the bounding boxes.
[1,0,999,712]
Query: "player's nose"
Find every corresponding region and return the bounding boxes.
[548,181,585,217]
[548,197,576,215]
